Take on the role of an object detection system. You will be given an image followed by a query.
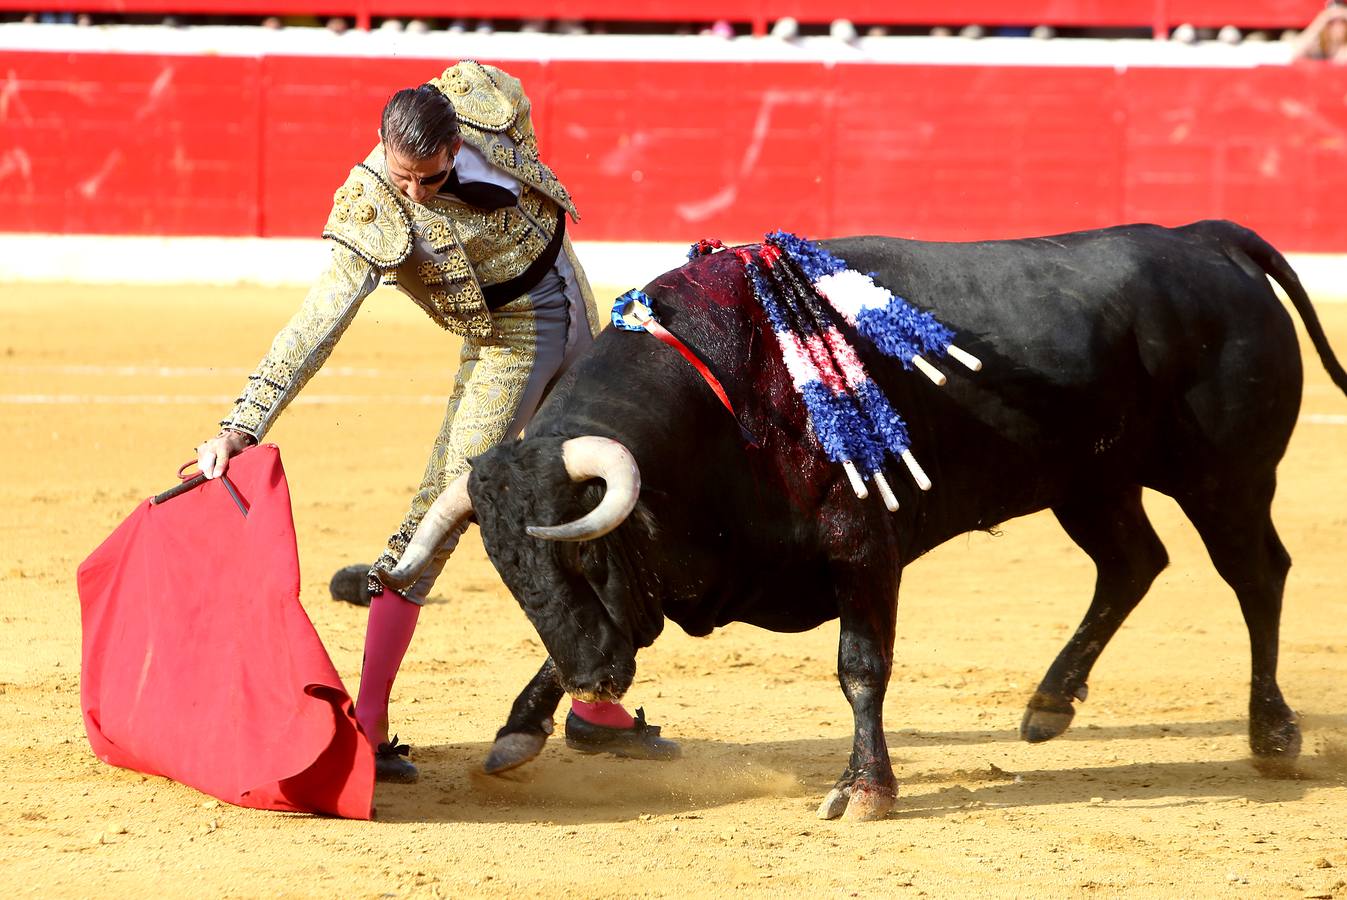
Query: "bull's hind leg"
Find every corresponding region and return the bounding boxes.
[1176,483,1300,763]
[1023,487,1169,743]
[819,567,900,822]
[483,658,565,774]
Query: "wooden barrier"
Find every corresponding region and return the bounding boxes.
[2,51,1345,251]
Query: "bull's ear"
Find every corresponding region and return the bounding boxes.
[576,539,605,578]
[632,503,659,540]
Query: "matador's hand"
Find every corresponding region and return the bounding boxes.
[196,429,255,479]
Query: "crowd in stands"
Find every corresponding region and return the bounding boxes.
[7,4,1347,61]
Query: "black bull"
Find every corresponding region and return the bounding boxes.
[414,220,1347,820]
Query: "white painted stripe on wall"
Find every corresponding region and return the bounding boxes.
[0,364,388,378]
[3,394,1343,427]
[0,394,446,405]
[0,234,689,293]
[0,25,1302,69]
[1,234,1340,303]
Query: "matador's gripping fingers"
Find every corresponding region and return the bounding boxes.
[196,430,253,480]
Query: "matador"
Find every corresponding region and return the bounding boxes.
[196,61,678,783]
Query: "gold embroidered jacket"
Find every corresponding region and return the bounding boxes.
[220,61,579,441]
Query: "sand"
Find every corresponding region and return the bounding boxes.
[2,282,1345,898]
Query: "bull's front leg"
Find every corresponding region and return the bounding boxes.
[483,657,565,774]
[819,571,899,822]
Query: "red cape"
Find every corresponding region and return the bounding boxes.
[77,445,374,819]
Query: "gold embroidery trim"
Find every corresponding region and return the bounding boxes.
[371,302,539,589]
[322,164,414,269]
[428,61,513,132]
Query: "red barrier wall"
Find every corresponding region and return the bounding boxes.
[3,52,1346,251]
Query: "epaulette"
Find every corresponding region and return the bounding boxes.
[428,61,516,133]
[321,164,414,269]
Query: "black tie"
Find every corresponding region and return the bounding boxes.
[441,170,517,211]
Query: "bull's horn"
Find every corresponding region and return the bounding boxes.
[526,436,640,542]
[382,472,473,590]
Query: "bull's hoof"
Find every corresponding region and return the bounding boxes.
[1250,710,1302,762]
[1020,691,1077,743]
[816,783,897,821]
[843,784,897,821]
[817,786,850,820]
[483,729,551,775]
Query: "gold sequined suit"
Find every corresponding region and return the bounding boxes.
[219,61,600,593]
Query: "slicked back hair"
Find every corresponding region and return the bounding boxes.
[380,85,459,160]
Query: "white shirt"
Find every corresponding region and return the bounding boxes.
[452,141,521,198]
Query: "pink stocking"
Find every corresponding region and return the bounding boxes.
[571,699,635,729]
[355,589,421,746]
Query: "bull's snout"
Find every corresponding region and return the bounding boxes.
[561,662,636,705]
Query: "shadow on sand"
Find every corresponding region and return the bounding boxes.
[369,713,1347,825]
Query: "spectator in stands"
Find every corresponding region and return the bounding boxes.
[829,18,858,43]
[702,18,734,38]
[194,63,679,785]
[1295,0,1347,61]
[1171,23,1198,44]
[769,16,798,40]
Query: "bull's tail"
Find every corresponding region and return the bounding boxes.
[1209,220,1347,397]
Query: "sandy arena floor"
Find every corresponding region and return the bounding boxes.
[2,281,1346,898]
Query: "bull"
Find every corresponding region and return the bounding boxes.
[385,219,1347,821]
